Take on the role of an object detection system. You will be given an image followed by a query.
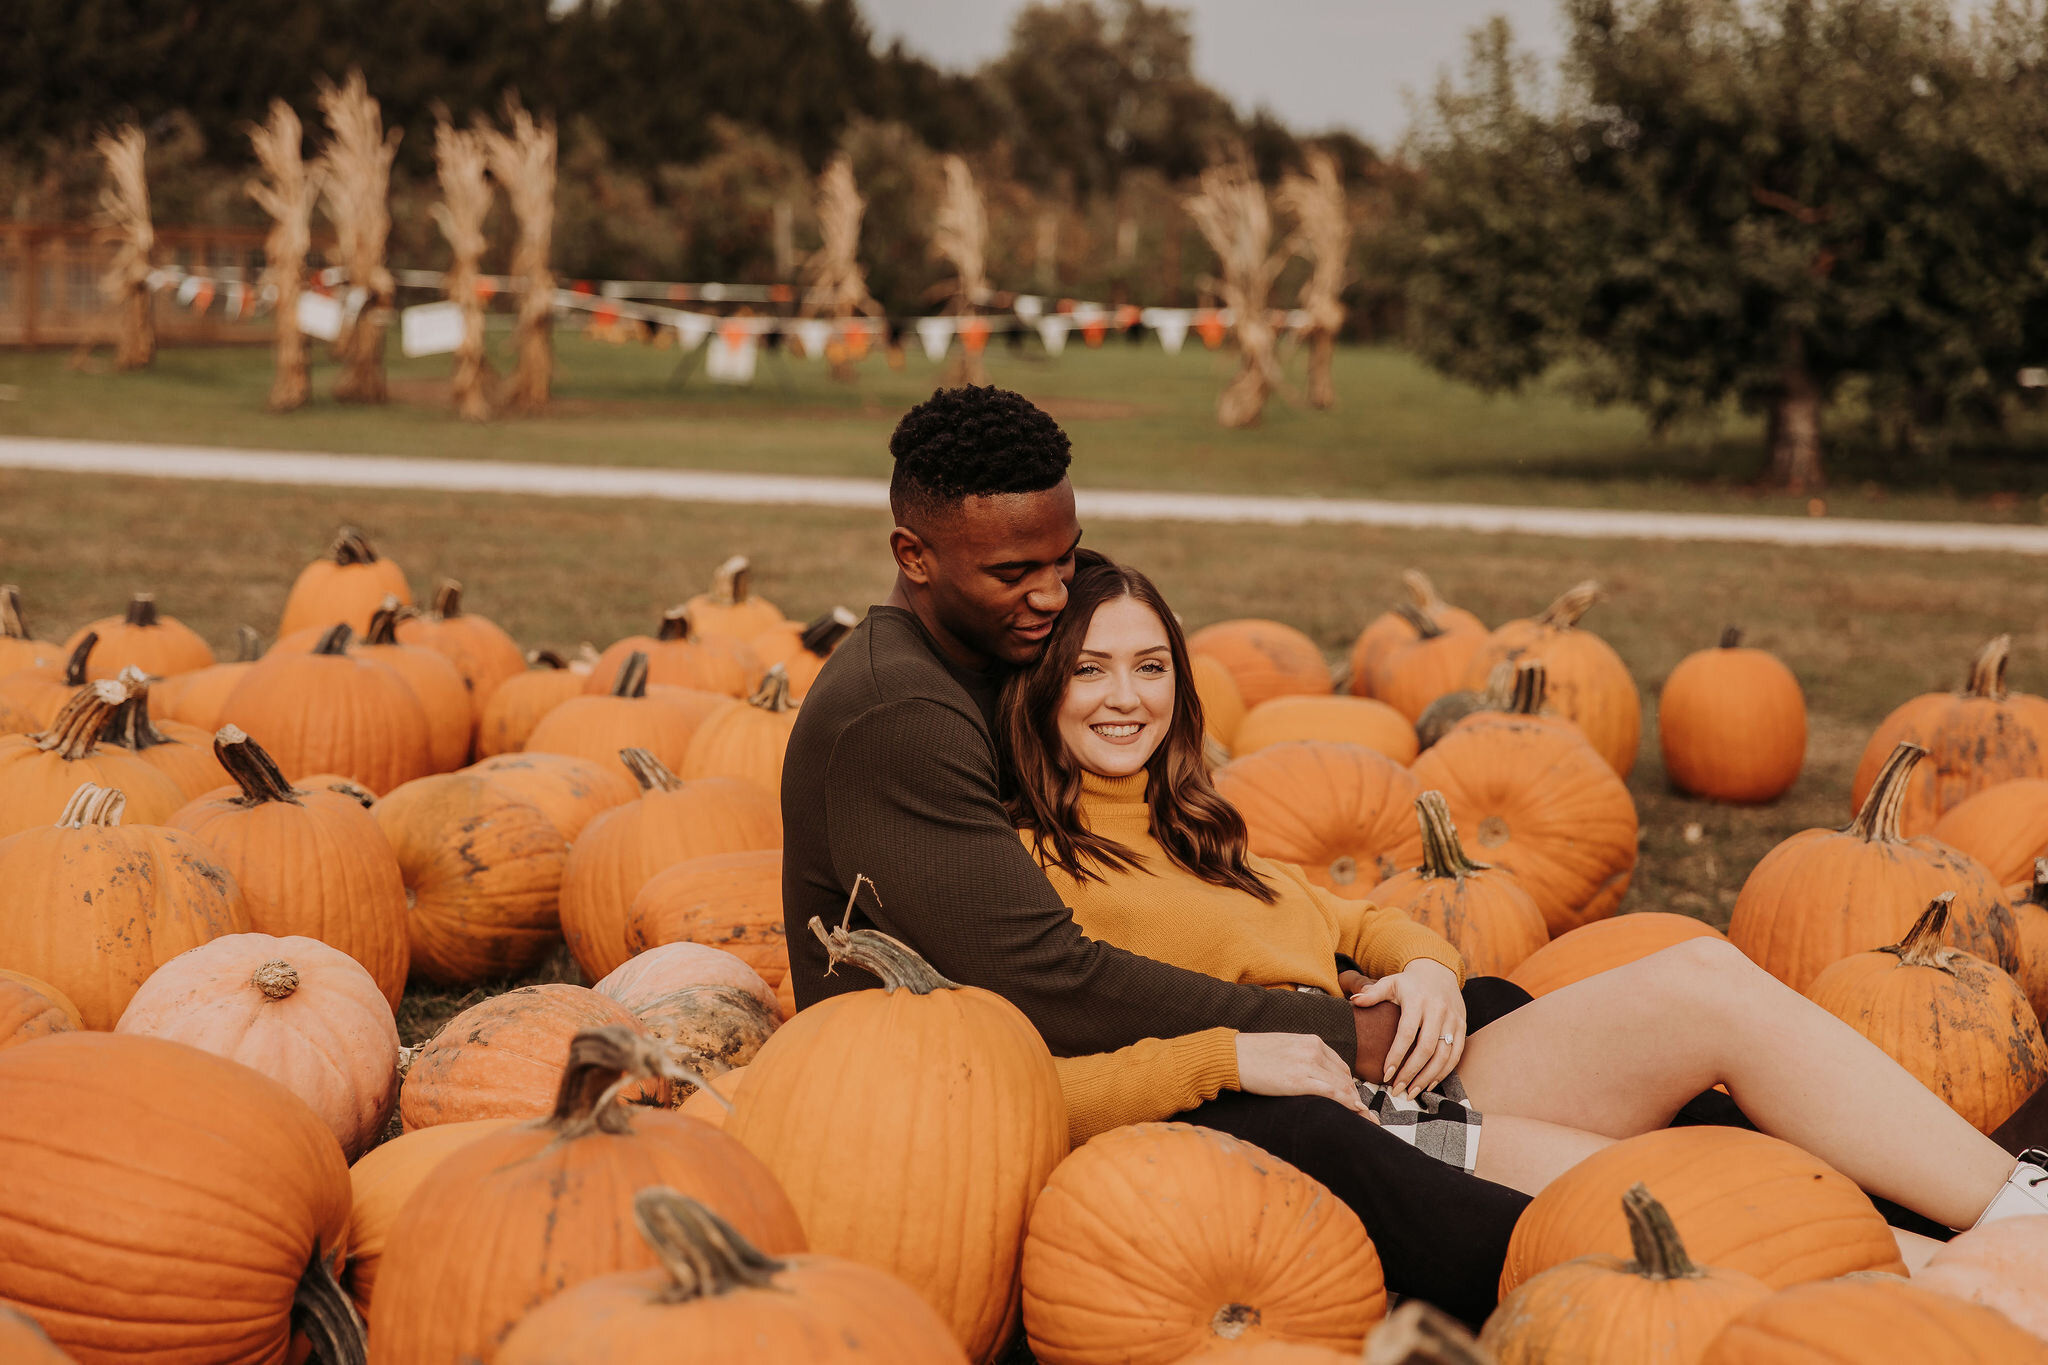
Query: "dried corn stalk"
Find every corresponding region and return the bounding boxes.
[94,125,154,370]
[931,155,991,385]
[801,154,882,380]
[246,100,322,411]
[479,96,556,414]
[431,120,493,421]
[1278,148,1350,410]
[317,71,400,403]
[1185,155,1289,428]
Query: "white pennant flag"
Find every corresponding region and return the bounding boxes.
[1013,294,1044,323]
[674,312,714,352]
[1142,308,1192,355]
[401,300,467,357]
[916,316,955,362]
[707,330,759,384]
[175,275,202,307]
[297,291,344,341]
[1037,317,1071,355]
[795,319,833,359]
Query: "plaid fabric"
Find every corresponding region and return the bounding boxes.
[1354,1072,1483,1175]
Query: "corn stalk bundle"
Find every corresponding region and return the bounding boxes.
[94,125,154,371]
[479,96,556,414]
[931,154,991,385]
[246,100,322,412]
[317,70,400,403]
[1277,148,1350,410]
[431,120,494,421]
[802,154,882,380]
[1185,155,1289,428]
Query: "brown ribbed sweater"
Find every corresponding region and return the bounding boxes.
[781,605,1358,1061]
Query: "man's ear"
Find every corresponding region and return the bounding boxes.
[890,525,932,586]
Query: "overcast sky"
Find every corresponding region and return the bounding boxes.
[860,1,1571,149]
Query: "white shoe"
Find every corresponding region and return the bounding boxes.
[1974,1148,2048,1226]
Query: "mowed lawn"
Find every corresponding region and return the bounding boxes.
[8,333,2048,521]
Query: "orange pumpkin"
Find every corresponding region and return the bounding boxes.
[1192,652,1248,750]
[477,646,593,756]
[1931,778,2048,887]
[115,932,400,1159]
[528,649,714,780]
[0,971,78,1050]
[1660,627,1807,803]
[278,523,412,638]
[0,783,250,1028]
[167,726,410,1010]
[1410,708,1639,935]
[0,632,96,737]
[1498,1126,1907,1297]
[62,592,216,680]
[595,941,781,1020]
[680,663,800,796]
[685,554,787,639]
[394,578,527,723]
[1189,618,1334,709]
[151,624,262,733]
[1913,1215,2048,1341]
[0,1304,70,1365]
[344,1116,520,1318]
[360,597,474,771]
[1231,695,1419,766]
[1508,912,1729,998]
[1466,580,1642,778]
[749,605,857,701]
[369,1026,806,1365]
[0,1032,358,1365]
[220,622,434,795]
[623,848,792,1017]
[1348,569,1486,700]
[1696,1276,2048,1365]
[1023,1122,1384,1365]
[1729,743,2021,992]
[1366,791,1548,977]
[94,666,229,801]
[1214,741,1425,895]
[1368,603,1491,725]
[634,985,780,1093]
[588,609,758,699]
[0,679,188,837]
[728,923,1067,1365]
[467,749,639,842]
[1481,1184,1772,1365]
[1804,896,2048,1134]
[2012,860,2048,1024]
[373,769,570,985]
[560,749,783,982]
[498,1186,968,1365]
[400,983,657,1129]
[1850,635,2048,836]
[0,583,57,677]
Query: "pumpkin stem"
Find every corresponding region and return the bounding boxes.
[527,648,568,670]
[327,526,379,567]
[124,592,159,628]
[610,650,651,699]
[619,746,684,793]
[656,608,693,643]
[1535,580,1602,630]
[232,624,262,661]
[710,554,752,606]
[363,597,406,645]
[1393,601,1444,641]
[634,1186,786,1305]
[2026,858,2048,909]
[1479,660,1519,709]
[1621,1183,1701,1280]
[1845,742,1925,843]
[799,606,858,657]
[1964,635,2012,700]
[62,631,98,686]
[56,782,127,828]
[1415,791,1487,880]
[546,1026,683,1137]
[99,666,177,752]
[747,663,794,713]
[291,1244,367,1365]
[0,584,30,640]
[1719,626,1744,649]
[252,960,300,1000]
[1885,895,1958,972]
[1501,661,1548,716]
[431,578,464,619]
[809,915,960,995]
[34,678,129,760]
[215,725,305,806]
[313,623,354,657]
[1399,569,1452,616]
[1361,1300,1493,1365]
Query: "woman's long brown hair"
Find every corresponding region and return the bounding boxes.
[1001,559,1276,902]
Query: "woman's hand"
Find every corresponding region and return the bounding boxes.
[1349,959,1466,1099]
[1235,1033,1375,1119]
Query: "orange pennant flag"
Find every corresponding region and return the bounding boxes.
[1195,309,1226,349]
[959,316,991,354]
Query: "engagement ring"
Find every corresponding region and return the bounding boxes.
[1438,1034,1454,1044]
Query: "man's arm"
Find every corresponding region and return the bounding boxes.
[814,698,1359,1062]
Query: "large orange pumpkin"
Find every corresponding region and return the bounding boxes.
[1368,603,1491,725]
[1213,741,1425,895]
[1696,1276,2048,1365]
[749,605,857,700]
[62,592,216,679]
[476,647,591,757]
[0,1031,358,1365]
[1231,695,1418,766]
[373,770,569,985]
[1913,1215,2048,1341]
[168,726,410,1010]
[1193,652,1249,750]
[278,523,412,638]
[400,983,656,1129]
[1481,1184,1772,1365]
[1803,896,2048,1134]
[1410,710,1639,935]
[0,631,96,737]
[1189,619,1334,709]
[393,578,527,723]
[1729,743,2021,992]
[685,554,786,639]
[360,598,474,772]
[623,848,791,1016]
[528,649,715,780]
[0,679,188,837]
[1850,634,2048,836]
[0,783,250,1028]
[498,1186,968,1365]
[595,941,781,1020]
[1498,1126,1907,1296]
[1023,1122,1384,1365]
[727,923,1067,1364]
[220,622,435,795]
[1466,580,1642,778]
[1366,792,1548,977]
[1348,569,1486,701]
[151,624,262,734]
[115,931,400,1160]
[2013,860,2048,1024]
[369,1026,806,1365]
[466,749,639,842]
[1660,627,1807,803]
[588,609,758,699]
[680,663,800,797]
[1508,912,1729,998]
[633,984,780,1092]
[0,583,57,677]
[95,666,229,801]
[559,749,783,982]
[1931,778,2048,887]
[344,1117,520,1318]
[0,970,78,1051]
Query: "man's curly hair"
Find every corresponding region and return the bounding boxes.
[889,385,1072,524]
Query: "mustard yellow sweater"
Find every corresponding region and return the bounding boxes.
[1034,770,1466,1145]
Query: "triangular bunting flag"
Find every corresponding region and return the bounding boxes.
[1013,294,1044,323]
[795,319,834,359]
[916,315,955,362]
[1142,308,1192,355]
[1038,317,1071,355]
[706,325,759,384]
[675,312,714,352]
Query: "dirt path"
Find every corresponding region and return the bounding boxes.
[8,435,2048,555]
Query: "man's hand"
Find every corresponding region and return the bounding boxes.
[1349,959,1466,1098]
[1236,1033,1375,1119]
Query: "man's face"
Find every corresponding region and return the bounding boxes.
[897,480,1082,668]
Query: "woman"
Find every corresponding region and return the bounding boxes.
[1001,559,2048,1317]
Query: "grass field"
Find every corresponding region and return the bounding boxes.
[9,463,2048,1050]
[9,333,2048,521]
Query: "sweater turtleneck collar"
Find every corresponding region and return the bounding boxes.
[1077,768,1152,836]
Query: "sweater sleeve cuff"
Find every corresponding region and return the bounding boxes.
[1370,923,1468,987]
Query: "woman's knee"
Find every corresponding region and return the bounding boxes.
[1643,935,1773,1013]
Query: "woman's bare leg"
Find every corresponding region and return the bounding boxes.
[1894,1229,1945,1274]
[1473,1114,1615,1195]
[1456,937,2014,1229]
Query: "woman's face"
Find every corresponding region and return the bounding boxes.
[1057,594,1175,778]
